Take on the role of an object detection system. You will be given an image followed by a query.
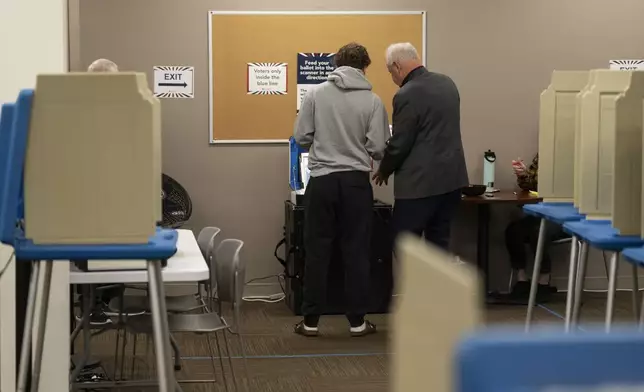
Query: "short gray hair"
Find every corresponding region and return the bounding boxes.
[88,58,118,72]
[385,43,420,66]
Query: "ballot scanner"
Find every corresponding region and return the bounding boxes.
[289,137,309,205]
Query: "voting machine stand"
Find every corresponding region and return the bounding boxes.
[283,200,394,316]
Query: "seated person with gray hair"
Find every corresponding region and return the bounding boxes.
[87,58,119,73]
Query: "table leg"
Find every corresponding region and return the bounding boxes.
[147,260,176,392]
[476,204,491,294]
[15,259,31,390]
[605,251,620,332]
[17,262,40,392]
[31,260,54,392]
[564,237,580,332]
[631,264,640,322]
[571,242,589,327]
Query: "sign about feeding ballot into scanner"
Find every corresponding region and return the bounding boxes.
[609,60,644,70]
[247,63,288,95]
[153,66,194,98]
[297,53,336,111]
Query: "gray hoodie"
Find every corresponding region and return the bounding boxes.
[294,66,390,178]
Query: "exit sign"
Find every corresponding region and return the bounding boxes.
[153,66,194,98]
[609,60,644,70]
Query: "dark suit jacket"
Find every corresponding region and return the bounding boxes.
[379,67,468,199]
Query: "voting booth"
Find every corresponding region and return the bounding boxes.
[538,71,589,203]
[390,235,480,392]
[24,73,162,244]
[574,71,597,208]
[576,70,644,229]
[610,72,644,235]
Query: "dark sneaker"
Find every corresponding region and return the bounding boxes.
[294,320,318,337]
[509,281,531,300]
[76,310,112,326]
[350,320,377,337]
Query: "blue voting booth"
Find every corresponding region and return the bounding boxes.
[456,328,644,391]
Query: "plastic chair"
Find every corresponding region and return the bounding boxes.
[1,90,178,392]
[110,226,222,315]
[127,239,247,391]
[522,202,584,330]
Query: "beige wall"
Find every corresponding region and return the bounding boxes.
[74,0,644,294]
[0,0,70,389]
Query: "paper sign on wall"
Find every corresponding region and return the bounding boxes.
[153,66,194,98]
[297,53,335,111]
[247,63,288,95]
[609,60,644,70]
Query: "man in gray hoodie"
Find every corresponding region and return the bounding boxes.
[293,43,389,337]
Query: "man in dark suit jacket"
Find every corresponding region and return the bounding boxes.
[373,43,468,250]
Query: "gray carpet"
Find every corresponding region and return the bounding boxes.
[74,291,637,391]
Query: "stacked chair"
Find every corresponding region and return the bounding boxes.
[119,227,248,392]
[0,74,178,392]
[525,69,644,332]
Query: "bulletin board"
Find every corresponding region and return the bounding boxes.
[208,11,426,143]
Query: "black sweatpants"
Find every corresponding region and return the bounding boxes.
[392,189,462,250]
[302,171,373,327]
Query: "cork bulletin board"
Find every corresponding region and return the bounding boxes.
[208,11,426,143]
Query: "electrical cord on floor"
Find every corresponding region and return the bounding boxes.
[242,273,286,303]
[0,250,15,280]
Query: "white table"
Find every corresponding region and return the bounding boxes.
[69,229,207,391]
[69,229,209,284]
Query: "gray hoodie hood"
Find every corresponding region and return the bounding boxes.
[327,66,372,90]
[294,66,390,178]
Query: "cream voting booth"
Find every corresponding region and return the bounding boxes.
[577,70,644,225]
[574,71,597,208]
[24,73,162,244]
[0,74,179,391]
[390,235,480,392]
[539,70,589,203]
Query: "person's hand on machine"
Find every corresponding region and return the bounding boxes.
[372,171,389,186]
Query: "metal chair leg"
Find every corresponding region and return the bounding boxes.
[29,260,53,392]
[564,237,580,332]
[17,262,41,392]
[571,242,589,327]
[236,332,250,392]
[632,264,640,322]
[169,334,182,371]
[605,252,620,332]
[131,332,138,379]
[70,285,92,383]
[119,329,129,379]
[222,330,239,392]
[147,260,176,392]
[525,218,547,331]
[214,331,230,392]
[113,326,122,380]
